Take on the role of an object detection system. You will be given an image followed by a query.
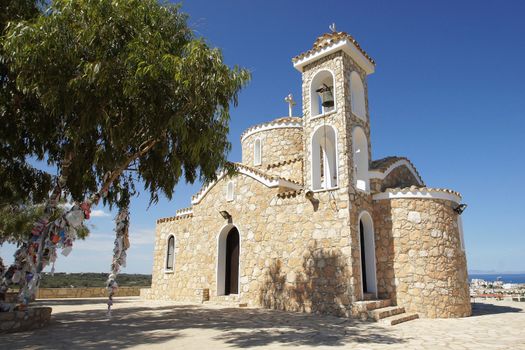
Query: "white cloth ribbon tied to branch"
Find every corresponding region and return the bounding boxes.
[106,207,130,317]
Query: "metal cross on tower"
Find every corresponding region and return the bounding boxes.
[284,94,296,117]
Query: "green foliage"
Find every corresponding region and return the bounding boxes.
[0,0,52,206]
[39,272,151,288]
[3,0,250,208]
[0,203,90,244]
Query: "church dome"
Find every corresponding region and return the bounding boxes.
[240,117,303,168]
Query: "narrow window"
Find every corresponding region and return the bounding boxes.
[166,236,175,270]
[226,181,234,201]
[254,139,262,166]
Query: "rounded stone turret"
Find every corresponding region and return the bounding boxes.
[373,187,471,318]
[240,117,303,168]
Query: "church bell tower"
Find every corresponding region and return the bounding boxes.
[292,27,376,194]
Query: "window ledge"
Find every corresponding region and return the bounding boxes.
[311,109,337,120]
[163,269,174,274]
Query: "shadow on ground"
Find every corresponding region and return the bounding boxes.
[471,302,523,316]
[2,298,407,349]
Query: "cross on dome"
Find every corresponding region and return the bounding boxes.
[284,94,296,117]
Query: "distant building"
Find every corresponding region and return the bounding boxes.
[144,30,471,319]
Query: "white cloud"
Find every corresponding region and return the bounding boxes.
[59,203,111,219]
[90,209,111,218]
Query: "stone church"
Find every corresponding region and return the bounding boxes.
[143,30,471,322]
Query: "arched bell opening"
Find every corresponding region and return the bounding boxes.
[311,125,338,190]
[310,70,336,117]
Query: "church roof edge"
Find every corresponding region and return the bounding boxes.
[240,116,302,142]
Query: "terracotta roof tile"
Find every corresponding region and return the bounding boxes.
[370,156,406,171]
[277,189,304,199]
[157,213,193,224]
[266,156,303,169]
[370,156,424,185]
[234,162,302,186]
[292,31,375,65]
[189,162,303,203]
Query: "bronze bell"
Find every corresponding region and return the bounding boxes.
[316,84,334,108]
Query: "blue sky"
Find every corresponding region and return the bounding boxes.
[2,0,524,274]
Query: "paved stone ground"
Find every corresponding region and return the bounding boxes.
[1,297,524,349]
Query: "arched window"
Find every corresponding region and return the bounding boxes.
[350,72,366,119]
[166,235,175,270]
[254,138,262,166]
[226,181,234,202]
[310,70,335,117]
[353,127,369,192]
[311,125,338,190]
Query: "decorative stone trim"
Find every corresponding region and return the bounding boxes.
[277,189,304,199]
[176,207,193,217]
[157,213,193,224]
[266,156,303,169]
[372,186,462,204]
[293,32,375,74]
[369,157,424,186]
[240,117,302,142]
[190,162,302,205]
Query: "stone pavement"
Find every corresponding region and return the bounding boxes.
[0,297,523,349]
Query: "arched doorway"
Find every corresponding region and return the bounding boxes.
[225,228,239,294]
[217,225,240,295]
[359,212,377,297]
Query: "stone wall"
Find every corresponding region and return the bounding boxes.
[0,307,51,333]
[149,172,355,316]
[241,127,303,170]
[373,197,471,318]
[148,43,472,321]
[35,286,143,299]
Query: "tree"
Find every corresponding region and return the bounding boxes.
[1,0,249,306]
[0,0,52,206]
[4,0,249,206]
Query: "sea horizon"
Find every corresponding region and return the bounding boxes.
[469,273,525,283]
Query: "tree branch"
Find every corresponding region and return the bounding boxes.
[91,137,160,205]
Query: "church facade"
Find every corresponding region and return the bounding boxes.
[143,31,471,320]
